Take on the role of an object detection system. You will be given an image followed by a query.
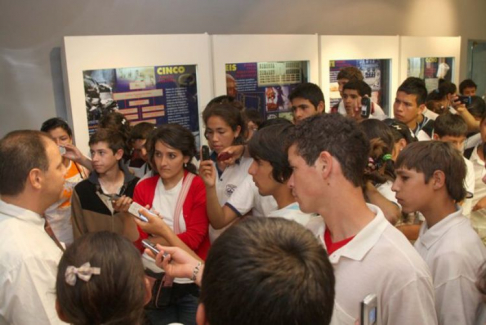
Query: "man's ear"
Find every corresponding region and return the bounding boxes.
[196,303,210,325]
[55,299,70,323]
[317,151,333,180]
[28,168,43,190]
[115,148,124,161]
[317,101,325,114]
[431,170,446,190]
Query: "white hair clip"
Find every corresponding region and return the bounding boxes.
[65,262,101,286]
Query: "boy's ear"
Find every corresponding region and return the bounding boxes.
[196,303,210,325]
[143,277,153,306]
[431,170,446,190]
[418,103,426,115]
[432,133,440,140]
[317,101,325,114]
[55,299,70,323]
[115,148,124,161]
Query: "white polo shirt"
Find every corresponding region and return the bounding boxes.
[463,157,475,218]
[318,204,437,325]
[209,156,254,242]
[415,208,486,325]
[225,174,278,218]
[469,145,486,243]
[0,199,63,325]
[267,202,323,237]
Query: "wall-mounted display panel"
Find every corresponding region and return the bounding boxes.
[225,60,308,120]
[63,34,213,155]
[320,35,399,116]
[212,35,319,121]
[400,37,461,93]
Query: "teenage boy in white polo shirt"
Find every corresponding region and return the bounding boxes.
[393,141,486,325]
[287,114,437,325]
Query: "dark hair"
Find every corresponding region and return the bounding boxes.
[0,130,51,196]
[396,141,466,202]
[206,95,245,111]
[243,109,263,128]
[438,80,457,96]
[434,113,468,138]
[288,83,325,110]
[201,217,335,325]
[459,79,478,94]
[40,118,73,138]
[248,123,293,183]
[343,80,369,97]
[147,124,197,174]
[383,119,418,145]
[99,112,132,158]
[426,89,445,101]
[397,77,428,106]
[337,66,363,81]
[202,102,246,145]
[129,122,155,141]
[467,96,486,119]
[287,114,369,187]
[359,119,396,184]
[56,232,146,325]
[89,128,126,155]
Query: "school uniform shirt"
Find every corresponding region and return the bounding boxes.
[318,204,437,325]
[210,156,254,242]
[336,100,388,120]
[463,157,475,218]
[0,200,63,325]
[225,174,278,218]
[267,202,323,236]
[469,145,486,244]
[415,208,486,325]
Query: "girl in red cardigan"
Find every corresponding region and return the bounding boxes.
[133,123,209,325]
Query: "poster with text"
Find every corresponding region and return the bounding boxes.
[329,59,390,114]
[83,65,200,145]
[225,61,308,121]
[407,57,454,93]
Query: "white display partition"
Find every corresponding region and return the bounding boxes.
[320,35,400,114]
[62,34,213,155]
[399,36,462,87]
[211,34,320,97]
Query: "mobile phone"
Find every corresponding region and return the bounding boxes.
[361,97,371,118]
[142,239,168,258]
[360,294,377,325]
[128,202,157,222]
[217,151,233,162]
[458,95,472,106]
[202,145,211,161]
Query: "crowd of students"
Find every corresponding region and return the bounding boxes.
[1,68,486,325]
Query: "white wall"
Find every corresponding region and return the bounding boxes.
[1,0,486,136]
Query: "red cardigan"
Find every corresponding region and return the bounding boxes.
[133,172,210,260]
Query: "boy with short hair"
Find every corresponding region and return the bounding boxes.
[393,77,434,140]
[72,128,139,240]
[433,113,475,217]
[393,141,486,324]
[129,121,155,178]
[332,66,387,119]
[288,82,325,123]
[460,79,478,97]
[341,80,371,122]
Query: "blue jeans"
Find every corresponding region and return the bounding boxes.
[145,292,198,325]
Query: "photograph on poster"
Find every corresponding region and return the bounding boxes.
[225,61,308,120]
[83,64,200,143]
[407,57,454,92]
[329,59,390,113]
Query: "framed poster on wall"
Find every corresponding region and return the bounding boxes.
[212,34,319,121]
[62,34,213,155]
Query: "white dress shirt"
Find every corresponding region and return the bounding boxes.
[0,199,63,325]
